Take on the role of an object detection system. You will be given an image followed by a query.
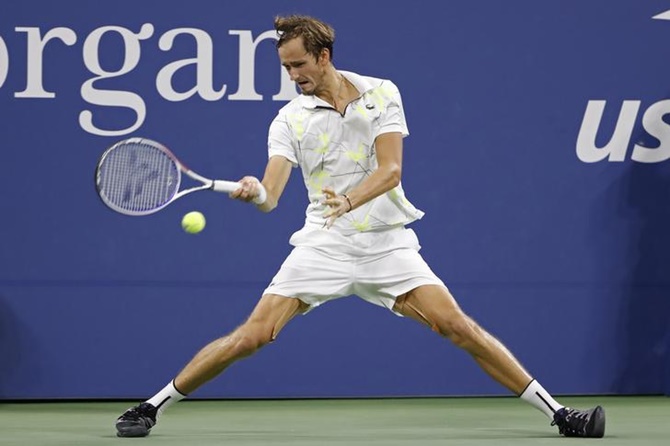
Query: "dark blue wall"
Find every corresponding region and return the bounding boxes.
[1,0,669,399]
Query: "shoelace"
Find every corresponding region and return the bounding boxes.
[120,404,155,423]
[551,408,589,435]
[120,407,143,421]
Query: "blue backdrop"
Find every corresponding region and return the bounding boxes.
[1,0,669,399]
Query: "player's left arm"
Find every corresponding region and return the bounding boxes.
[323,131,403,226]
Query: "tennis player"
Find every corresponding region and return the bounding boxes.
[115,15,605,439]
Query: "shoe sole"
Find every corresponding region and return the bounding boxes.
[587,405,606,438]
[116,422,151,438]
[116,429,150,438]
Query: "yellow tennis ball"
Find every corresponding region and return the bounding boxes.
[181,211,206,234]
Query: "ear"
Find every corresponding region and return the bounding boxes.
[319,48,332,65]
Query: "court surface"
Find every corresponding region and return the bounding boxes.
[0,396,667,445]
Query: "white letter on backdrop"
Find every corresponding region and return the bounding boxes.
[14,27,77,98]
[79,24,154,136]
[156,28,225,101]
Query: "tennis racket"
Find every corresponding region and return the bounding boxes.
[95,137,265,216]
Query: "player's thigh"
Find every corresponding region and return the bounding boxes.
[245,293,310,341]
[393,284,465,329]
[355,248,445,312]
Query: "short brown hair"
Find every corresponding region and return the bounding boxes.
[274,15,336,61]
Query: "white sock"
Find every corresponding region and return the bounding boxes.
[146,380,187,419]
[520,379,564,419]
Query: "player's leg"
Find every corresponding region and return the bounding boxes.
[394,285,532,392]
[115,241,351,438]
[393,285,605,438]
[115,293,308,438]
[174,293,308,393]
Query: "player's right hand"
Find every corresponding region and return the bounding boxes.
[230,176,264,203]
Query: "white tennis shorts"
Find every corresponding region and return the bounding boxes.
[263,226,445,314]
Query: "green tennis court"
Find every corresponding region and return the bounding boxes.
[0,396,666,445]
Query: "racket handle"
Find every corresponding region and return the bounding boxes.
[211,180,267,205]
[211,180,241,193]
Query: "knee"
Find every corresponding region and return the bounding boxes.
[434,312,481,349]
[228,325,272,358]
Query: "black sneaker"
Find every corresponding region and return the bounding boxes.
[116,402,158,437]
[552,405,605,438]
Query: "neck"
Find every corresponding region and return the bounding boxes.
[318,70,346,109]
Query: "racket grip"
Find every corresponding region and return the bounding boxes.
[211,179,267,205]
[211,180,242,193]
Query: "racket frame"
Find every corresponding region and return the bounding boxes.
[95,137,260,216]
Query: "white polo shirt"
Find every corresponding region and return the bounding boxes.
[267,70,425,237]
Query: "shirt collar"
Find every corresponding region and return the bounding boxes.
[297,70,375,109]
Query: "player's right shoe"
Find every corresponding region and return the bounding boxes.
[551,405,606,438]
[115,402,158,437]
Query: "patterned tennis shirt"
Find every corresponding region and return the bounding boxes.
[267,70,424,236]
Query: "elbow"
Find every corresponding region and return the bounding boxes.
[387,165,402,188]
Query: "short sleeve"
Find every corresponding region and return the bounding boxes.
[375,81,410,139]
[267,112,298,166]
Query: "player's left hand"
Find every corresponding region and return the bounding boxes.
[322,186,351,228]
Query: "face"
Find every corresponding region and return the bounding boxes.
[278,37,328,96]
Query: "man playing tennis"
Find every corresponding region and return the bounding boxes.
[115,15,605,439]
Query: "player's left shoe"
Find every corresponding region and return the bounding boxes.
[116,402,157,437]
[551,405,605,438]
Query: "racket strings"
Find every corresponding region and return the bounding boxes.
[98,142,180,213]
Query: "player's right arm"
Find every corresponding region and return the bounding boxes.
[231,155,292,213]
[231,107,296,211]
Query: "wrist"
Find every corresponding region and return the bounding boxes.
[253,183,267,205]
[342,194,353,212]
